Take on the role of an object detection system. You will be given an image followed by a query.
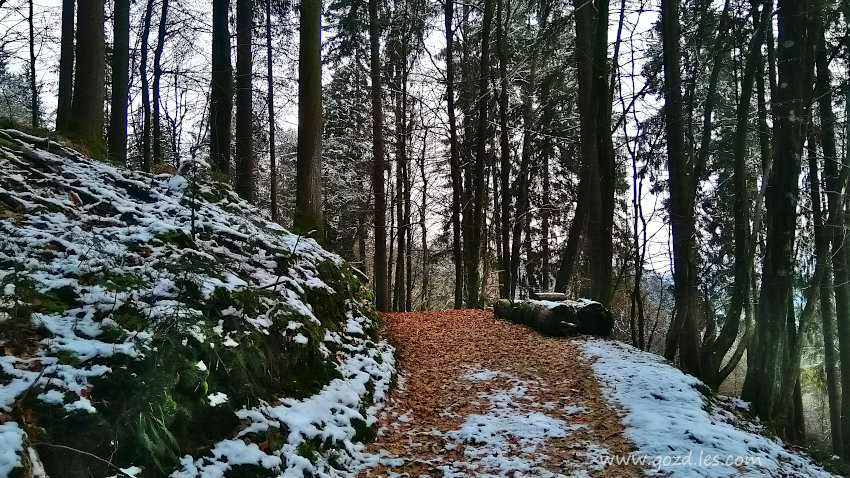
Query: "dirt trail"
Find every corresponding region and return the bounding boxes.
[361,310,645,477]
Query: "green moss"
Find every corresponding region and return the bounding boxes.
[155,230,195,249]
[296,441,318,463]
[111,303,147,331]
[53,350,81,367]
[98,324,127,343]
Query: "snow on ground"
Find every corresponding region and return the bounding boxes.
[442,370,583,476]
[0,130,398,477]
[581,338,837,477]
[171,313,397,478]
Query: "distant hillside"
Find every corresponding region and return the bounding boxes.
[0,129,395,478]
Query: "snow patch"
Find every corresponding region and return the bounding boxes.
[581,338,837,477]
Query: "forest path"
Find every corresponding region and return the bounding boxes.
[359,310,644,477]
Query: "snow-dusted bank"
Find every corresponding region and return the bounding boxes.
[581,338,836,477]
[0,129,396,478]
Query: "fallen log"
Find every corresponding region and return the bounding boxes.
[529,291,569,301]
[493,298,614,337]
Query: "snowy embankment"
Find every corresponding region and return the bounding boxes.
[581,339,835,477]
[0,129,395,478]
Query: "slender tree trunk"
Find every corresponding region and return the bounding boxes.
[69,0,105,151]
[510,47,537,299]
[295,0,324,232]
[152,0,169,164]
[837,85,850,460]
[460,1,475,306]
[108,0,130,164]
[370,0,388,312]
[541,138,551,291]
[140,0,153,172]
[266,0,277,221]
[495,0,511,299]
[819,260,842,453]
[210,0,233,175]
[444,0,464,309]
[704,0,767,389]
[741,0,815,424]
[235,0,254,202]
[816,21,850,457]
[420,128,429,310]
[467,0,494,309]
[28,0,38,128]
[660,0,700,376]
[57,0,74,133]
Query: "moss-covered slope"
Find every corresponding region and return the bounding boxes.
[0,129,394,477]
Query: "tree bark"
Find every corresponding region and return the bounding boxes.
[266,0,277,221]
[369,0,389,312]
[444,0,464,309]
[295,0,324,234]
[57,0,74,133]
[69,0,105,152]
[152,0,169,164]
[235,0,254,202]
[741,0,815,425]
[816,20,850,457]
[140,0,153,172]
[588,0,614,307]
[108,0,130,164]
[510,34,538,300]
[660,0,700,376]
[494,299,614,337]
[702,0,765,390]
[28,0,37,128]
[420,128,429,310]
[466,0,494,309]
[210,0,233,175]
[495,0,511,299]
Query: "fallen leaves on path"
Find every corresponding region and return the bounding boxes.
[360,309,645,477]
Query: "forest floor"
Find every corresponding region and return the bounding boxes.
[359,310,644,477]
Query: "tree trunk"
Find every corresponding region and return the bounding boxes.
[703,0,766,390]
[266,0,277,221]
[510,40,537,300]
[210,0,233,175]
[444,0,464,309]
[295,0,324,234]
[557,0,599,296]
[57,0,74,133]
[369,0,388,312]
[494,299,614,337]
[28,0,37,128]
[495,0,511,299]
[420,128,429,310]
[152,0,169,164]
[107,0,130,164]
[235,0,254,202]
[140,0,153,172]
[835,83,850,460]
[741,0,814,425]
[588,0,614,307]
[466,0,494,309]
[541,137,551,291]
[69,0,105,152]
[659,0,700,376]
[816,20,850,457]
